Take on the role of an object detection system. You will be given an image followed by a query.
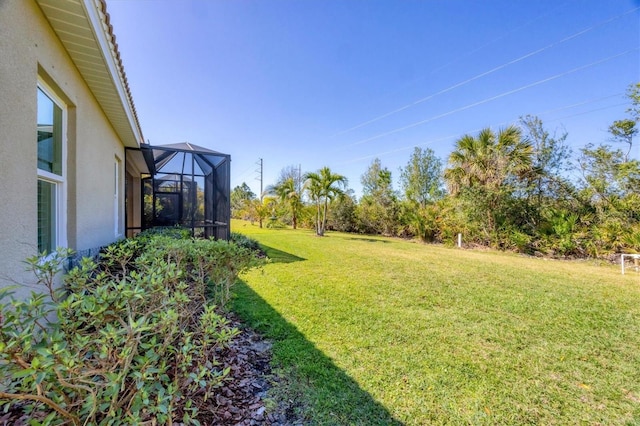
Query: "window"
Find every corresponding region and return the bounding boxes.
[37,85,66,253]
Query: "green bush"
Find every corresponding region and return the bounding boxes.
[0,234,263,424]
[496,227,533,253]
[139,236,263,306]
[265,218,286,229]
[137,226,192,240]
[230,232,261,252]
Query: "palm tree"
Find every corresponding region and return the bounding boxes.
[266,177,302,229]
[248,196,276,228]
[444,126,532,235]
[445,126,532,191]
[305,173,323,235]
[304,167,347,236]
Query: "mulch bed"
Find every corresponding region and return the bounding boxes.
[192,315,300,426]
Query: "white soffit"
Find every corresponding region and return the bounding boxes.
[35,0,143,148]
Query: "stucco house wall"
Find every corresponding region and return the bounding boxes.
[0,0,138,299]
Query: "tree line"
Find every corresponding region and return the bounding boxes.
[232,83,640,259]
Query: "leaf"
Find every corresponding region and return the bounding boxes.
[12,369,36,379]
[36,347,51,357]
[35,371,47,385]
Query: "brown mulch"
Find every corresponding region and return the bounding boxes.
[191,315,300,426]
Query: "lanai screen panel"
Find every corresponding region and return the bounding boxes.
[139,144,230,239]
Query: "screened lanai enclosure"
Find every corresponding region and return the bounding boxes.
[125,143,230,240]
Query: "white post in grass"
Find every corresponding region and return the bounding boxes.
[621,254,640,274]
[457,233,462,248]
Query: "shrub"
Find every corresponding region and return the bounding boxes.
[137,226,192,240]
[139,236,263,306]
[265,218,286,229]
[230,232,261,252]
[0,234,262,424]
[496,227,533,253]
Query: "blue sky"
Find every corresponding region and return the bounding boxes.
[107,0,639,198]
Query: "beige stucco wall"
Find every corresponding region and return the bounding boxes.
[0,0,126,299]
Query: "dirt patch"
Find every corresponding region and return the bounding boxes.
[188,314,303,426]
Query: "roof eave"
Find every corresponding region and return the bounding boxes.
[36,0,144,148]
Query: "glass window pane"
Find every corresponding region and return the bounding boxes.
[154,175,180,192]
[192,156,205,175]
[194,155,212,175]
[183,153,193,175]
[38,180,56,253]
[37,88,62,175]
[156,152,185,174]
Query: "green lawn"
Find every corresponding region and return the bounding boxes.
[231,220,640,425]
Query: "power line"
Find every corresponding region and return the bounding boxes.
[332,6,640,138]
[531,93,624,117]
[548,102,629,124]
[359,1,570,110]
[339,96,629,166]
[427,1,570,76]
[341,48,638,149]
[340,132,469,165]
[231,165,256,187]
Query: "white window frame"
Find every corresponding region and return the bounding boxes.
[37,80,67,252]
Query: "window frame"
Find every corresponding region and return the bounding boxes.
[37,80,67,252]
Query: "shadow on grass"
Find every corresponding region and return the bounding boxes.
[232,280,404,426]
[260,244,306,263]
[344,237,391,244]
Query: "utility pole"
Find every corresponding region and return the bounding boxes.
[256,158,263,201]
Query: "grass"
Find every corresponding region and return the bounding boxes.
[230,220,640,425]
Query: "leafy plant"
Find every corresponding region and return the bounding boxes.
[0,234,262,424]
[231,232,262,252]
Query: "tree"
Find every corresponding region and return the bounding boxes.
[247,196,277,228]
[230,182,256,219]
[626,82,640,122]
[572,83,640,255]
[444,126,532,239]
[266,176,303,229]
[577,143,640,254]
[608,82,640,161]
[305,174,323,234]
[326,189,358,232]
[578,144,640,209]
[400,147,444,208]
[609,119,637,161]
[277,165,304,194]
[357,159,398,235]
[518,116,573,228]
[304,166,348,236]
[398,147,444,241]
[444,126,531,192]
[361,158,391,196]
